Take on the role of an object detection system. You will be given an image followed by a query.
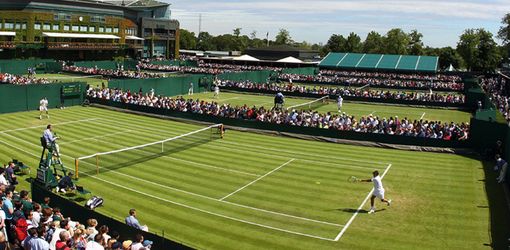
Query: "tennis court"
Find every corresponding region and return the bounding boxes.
[185,91,472,124]
[0,107,489,249]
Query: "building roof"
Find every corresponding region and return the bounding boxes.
[233,55,260,62]
[319,52,438,73]
[0,32,16,37]
[277,56,303,63]
[78,0,169,8]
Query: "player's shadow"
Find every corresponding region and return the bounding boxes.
[335,208,386,213]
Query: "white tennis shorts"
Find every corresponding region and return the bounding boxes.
[373,189,385,199]
[39,106,48,111]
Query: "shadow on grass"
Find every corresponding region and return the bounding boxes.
[336,208,386,214]
[480,159,510,249]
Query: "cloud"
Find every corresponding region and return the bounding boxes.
[167,0,503,47]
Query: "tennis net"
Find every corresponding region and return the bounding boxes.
[286,96,329,111]
[74,124,224,178]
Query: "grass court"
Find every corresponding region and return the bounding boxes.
[0,106,491,249]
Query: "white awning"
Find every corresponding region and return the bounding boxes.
[126,35,144,41]
[233,54,260,61]
[277,56,303,63]
[42,32,120,39]
[0,31,16,37]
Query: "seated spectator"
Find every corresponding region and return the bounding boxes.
[85,233,104,250]
[86,219,99,241]
[125,209,148,232]
[73,227,88,250]
[5,162,17,186]
[122,240,132,250]
[20,190,33,215]
[23,227,37,250]
[142,239,153,249]
[130,234,144,250]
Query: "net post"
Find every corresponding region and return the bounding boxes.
[161,141,164,153]
[96,155,99,174]
[220,124,224,139]
[74,159,79,179]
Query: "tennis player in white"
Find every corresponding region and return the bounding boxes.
[362,170,391,214]
[39,97,49,120]
[337,95,343,112]
[213,85,220,99]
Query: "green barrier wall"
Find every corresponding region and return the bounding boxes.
[109,75,212,97]
[281,67,318,75]
[0,82,86,114]
[45,62,64,73]
[31,182,193,250]
[74,60,138,70]
[218,70,272,83]
[150,60,198,67]
[0,59,55,74]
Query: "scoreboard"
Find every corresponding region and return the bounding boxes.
[62,83,82,97]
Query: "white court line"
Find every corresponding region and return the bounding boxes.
[420,112,426,120]
[0,137,338,241]
[333,163,393,241]
[59,129,134,145]
[1,127,341,227]
[220,159,295,201]
[218,97,240,102]
[357,83,370,89]
[0,118,101,133]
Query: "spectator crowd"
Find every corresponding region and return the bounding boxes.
[278,73,464,91]
[62,66,161,79]
[480,76,510,123]
[217,80,465,104]
[0,161,153,250]
[0,73,52,85]
[87,87,470,141]
[137,62,282,75]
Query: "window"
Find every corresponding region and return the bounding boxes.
[89,26,95,32]
[21,23,27,30]
[53,24,59,31]
[4,22,14,30]
[105,27,112,33]
[43,24,51,30]
[64,25,70,31]
[113,28,119,33]
[34,23,41,30]
[99,27,104,33]
[91,16,105,23]
[80,26,87,32]
[15,23,21,30]
[54,13,71,21]
[72,25,79,31]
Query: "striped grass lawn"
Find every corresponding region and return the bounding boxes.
[30,73,107,87]
[184,91,472,124]
[0,106,491,249]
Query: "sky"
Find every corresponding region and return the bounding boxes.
[165,0,508,48]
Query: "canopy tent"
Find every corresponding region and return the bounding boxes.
[276,56,303,63]
[0,31,16,37]
[125,35,144,41]
[233,54,260,61]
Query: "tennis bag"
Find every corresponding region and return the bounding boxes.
[85,196,104,210]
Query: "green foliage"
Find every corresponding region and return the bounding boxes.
[345,32,362,53]
[498,13,510,45]
[323,34,347,54]
[407,29,424,55]
[275,28,293,45]
[179,29,197,50]
[384,28,410,54]
[362,31,383,54]
[457,28,501,72]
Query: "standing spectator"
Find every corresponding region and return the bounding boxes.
[55,231,71,250]
[23,227,37,250]
[86,219,98,241]
[5,162,17,186]
[29,226,50,250]
[495,155,508,183]
[99,225,110,246]
[142,239,153,249]
[0,231,6,250]
[20,190,33,215]
[337,95,343,112]
[31,203,42,228]
[50,219,69,250]
[41,197,51,209]
[85,234,104,250]
[2,190,14,238]
[125,209,148,231]
[188,82,194,95]
[0,200,6,245]
[0,169,7,187]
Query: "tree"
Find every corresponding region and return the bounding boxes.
[362,31,383,54]
[457,28,501,71]
[437,47,464,70]
[384,28,409,54]
[345,32,362,53]
[197,32,215,51]
[322,34,347,54]
[275,28,293,45]
[179,29,197,50]
[408,29,424,55]
[498,13,510,45]
[475,29,501,72]
[250,30,257,40]
[233,28,242,37]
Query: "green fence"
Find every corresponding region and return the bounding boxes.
[0,59,55,74]
[109,75,213,97]
[281,67,318,75]
[31,182,192,250]
[0,82,86,114]
[74,60,138,70]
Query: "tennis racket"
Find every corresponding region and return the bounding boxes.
[347,176,360,183]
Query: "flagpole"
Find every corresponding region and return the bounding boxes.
[266,32,269,47]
